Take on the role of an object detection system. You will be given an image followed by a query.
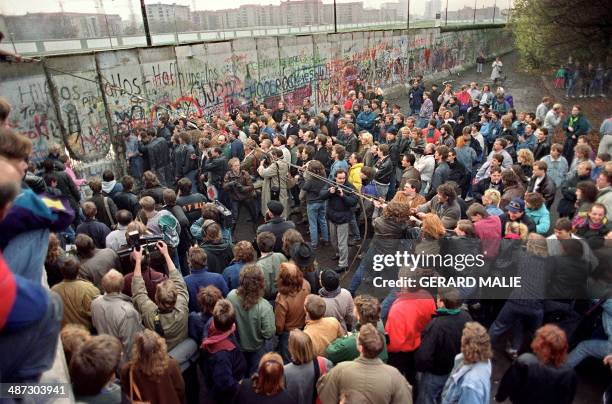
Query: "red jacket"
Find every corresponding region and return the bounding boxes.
[474,215,502,259]
[0,253,17,330]
[385,291,436,352]
[344,99,354,112]
[422,127,441,144]
[455,90,471,106]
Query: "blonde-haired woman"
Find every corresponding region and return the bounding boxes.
[357,132,373,160]
[442,322,492,404]
[120,329,185,404]
[284,329,333,404]
[517,148,535,179]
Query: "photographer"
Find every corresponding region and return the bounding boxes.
[131,240,189,351]
[258,148,290,220]
[223,158,257,234]
[189,202,234,245]
[173,131,197,188]
[122,221,167,300]
[320,169,359,273]
[200,146,229,204]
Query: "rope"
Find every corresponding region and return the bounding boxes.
[39,62,384,273]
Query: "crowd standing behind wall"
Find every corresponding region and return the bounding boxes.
[0,27,512,177]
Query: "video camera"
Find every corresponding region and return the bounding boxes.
[213,200,233,229]
[117,231,164,259]
[260,152,273,168]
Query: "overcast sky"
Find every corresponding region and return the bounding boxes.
[1,0,508,18]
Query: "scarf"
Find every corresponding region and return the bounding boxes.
[201,323,237,353]
[437,307,461,315]
[568,115,580,128]
[319,287,341,299]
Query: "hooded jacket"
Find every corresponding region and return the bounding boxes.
[200,240,234,274]
[474,215,502,259]
[101,180,123,198]
[200,324,246,403]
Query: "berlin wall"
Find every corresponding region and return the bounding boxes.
[0,26,513,176]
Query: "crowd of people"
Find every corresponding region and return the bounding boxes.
[0,58,612,404]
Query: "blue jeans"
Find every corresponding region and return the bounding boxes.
[231,199,257,228]
[349,246,377,295]
[567,339,612,368]
[348,208,361,240]
[185,169,198,193]
[170,247,181,274]
[129,156,144,182]
[0,291,62,382]
[386,174,397,200]
[307,201,328,247]
[489,301,543,351]
[417,372,449,404]
[381,289,399,323]
[566,78,576,97]
[278,331,290,364]
[243,339,273,376]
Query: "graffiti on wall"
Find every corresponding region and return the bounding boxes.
[3,27,512,172]
[52,73,112,162]
[0,77,62,162]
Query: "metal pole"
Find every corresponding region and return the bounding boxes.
[492,0,497,22]
[9,32,17,53]
[407,0,410,30]
[173,3,178,44]
[140,0,152,46]
[103,13,113,48]
[445,0,449,26]
[333,0,338,33]
[473,0,477,24]
[507,0,511,22]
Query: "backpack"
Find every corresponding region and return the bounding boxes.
[159,213,180,248]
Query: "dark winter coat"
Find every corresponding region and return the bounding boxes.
[472,178,504,203]
[200,240,234,274]
[113,191,140,218]
[223,170,255,201]
[496,352,577,404]
[415,309,472,376]
[320,182,359,224]
[374,156,394,185]
[256,218,296,253]
[526,175,557,208]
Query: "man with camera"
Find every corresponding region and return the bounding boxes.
[224,157,258,233]
[200,146,229,203]
[258,148,290,220]
[131,240,189,351]
[320,169,359,273]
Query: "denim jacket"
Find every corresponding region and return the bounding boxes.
[442,353,491,404]
[541,155,569,187]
